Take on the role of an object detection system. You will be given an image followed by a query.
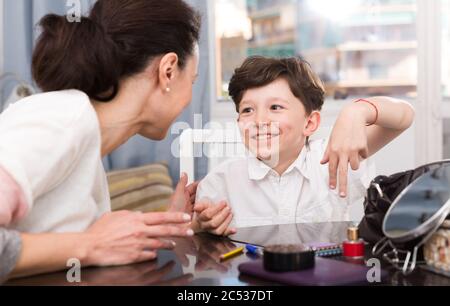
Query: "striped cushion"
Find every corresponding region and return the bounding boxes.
[107,163,174,213]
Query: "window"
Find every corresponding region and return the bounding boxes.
[443,0,450,103]
[441,0,450,158]
[215,0,418,101]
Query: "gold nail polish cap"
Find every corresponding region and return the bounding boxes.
[348,227,359,241]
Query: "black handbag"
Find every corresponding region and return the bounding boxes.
[358,161,449,244]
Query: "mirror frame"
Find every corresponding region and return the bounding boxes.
[382,161,450,244]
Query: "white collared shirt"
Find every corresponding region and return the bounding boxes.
[196,139,376,228]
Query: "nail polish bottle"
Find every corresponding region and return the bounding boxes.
[343,227,365,259]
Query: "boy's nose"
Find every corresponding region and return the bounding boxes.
[255,110,270,126]
[256,122,271,132]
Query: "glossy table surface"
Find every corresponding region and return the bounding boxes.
[5,222,450,286]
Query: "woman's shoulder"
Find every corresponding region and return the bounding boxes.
[2,90,98,134]
[10,89,90,115]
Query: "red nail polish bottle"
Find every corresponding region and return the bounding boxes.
[343,227,365,259]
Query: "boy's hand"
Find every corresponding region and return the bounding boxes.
[321,97,415,198]
[321,103,370,198]
[192,199,237,237]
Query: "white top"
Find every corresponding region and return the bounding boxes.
[0,90,111,233]
[196,139,376,228]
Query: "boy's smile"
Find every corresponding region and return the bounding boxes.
[237,78,319,174]
[249,125,280,141]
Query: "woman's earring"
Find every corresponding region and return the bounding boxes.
[166,87,171,93]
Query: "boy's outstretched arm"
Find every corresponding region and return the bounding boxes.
[362,97,415,155]
[322,96,415,197]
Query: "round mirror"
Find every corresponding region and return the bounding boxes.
[382,164,450,244]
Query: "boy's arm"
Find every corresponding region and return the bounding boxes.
[322,96,415,197]
[355,97,415,156]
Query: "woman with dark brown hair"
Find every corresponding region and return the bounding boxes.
[0,0,201,279]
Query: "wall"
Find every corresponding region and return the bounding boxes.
[0,0,4,74]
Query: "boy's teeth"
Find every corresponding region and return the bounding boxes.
[253,134,279,140]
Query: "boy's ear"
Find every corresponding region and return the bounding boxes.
[303,111,321,137]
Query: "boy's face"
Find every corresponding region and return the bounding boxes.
[237,78,317,167]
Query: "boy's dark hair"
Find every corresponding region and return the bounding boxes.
[228,56,325,114]
[32,0,201,102]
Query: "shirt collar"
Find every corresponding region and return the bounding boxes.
[247,146,311,181]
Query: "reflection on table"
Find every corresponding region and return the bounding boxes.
[5,222,450,286]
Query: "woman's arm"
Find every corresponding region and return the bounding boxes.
[7,170,198,280]
[322,96,415,197]
[0,167,28,226]
[9,211,194,280]
[0,228,22,282]
[11,232,88,279]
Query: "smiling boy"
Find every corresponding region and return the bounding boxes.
[192,56,415,234]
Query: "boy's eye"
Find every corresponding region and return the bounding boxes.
[271,105,284,111]
[240,107,253,114]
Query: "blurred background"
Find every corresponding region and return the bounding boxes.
[212,0,450,178]
[0,0,449,181]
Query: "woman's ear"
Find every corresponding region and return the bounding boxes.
[158,52,179,92]
[304,111,321,137]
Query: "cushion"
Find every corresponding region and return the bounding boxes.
[107,163,174,213]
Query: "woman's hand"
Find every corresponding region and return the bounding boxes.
[191,199,237,236]
[321,103,371,198]
[84,210,194,267]
[169,173,199,216]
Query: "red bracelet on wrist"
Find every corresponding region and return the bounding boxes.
[354,99,379,127]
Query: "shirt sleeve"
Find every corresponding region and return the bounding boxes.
[196,170,229,204]
[0,102,96,213]
[0,228,22,282]
[0,166,28,226]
